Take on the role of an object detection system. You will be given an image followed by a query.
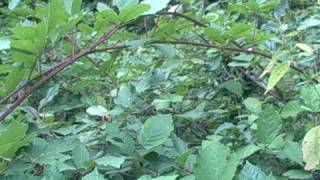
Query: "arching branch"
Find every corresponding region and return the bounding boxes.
[0,25,119,121]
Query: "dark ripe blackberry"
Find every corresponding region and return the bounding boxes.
[313,170,320,180]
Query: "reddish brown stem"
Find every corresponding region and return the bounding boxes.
[0,25,118,121]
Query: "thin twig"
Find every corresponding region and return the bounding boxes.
[93,40,272,58]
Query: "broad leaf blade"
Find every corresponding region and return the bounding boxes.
[256,106,282,144]
[194,140,239,180]
[302,126,320,170]
[265,61,290,93]
[138,114,174,149]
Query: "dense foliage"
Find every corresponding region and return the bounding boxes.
[0,0,320,179]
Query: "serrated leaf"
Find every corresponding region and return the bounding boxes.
[225,23,253,40]
[95,156,125,168]
[259,52,281,79]
[194,140,240,180]
[256,106,282,144]
[243,97,262,113]
[283,141,303,165]
[240,161,268,180]
[222,80,243,96]
[119,4,150,22]
[265,61,290,93]
[0,121,32,158]
[72,143,90,169]
[302,126,320,170]
[138,114,174,149]
[300,84,320,112]
[39,84,60,110]
[153,44,176,58]
[82,168,104,180]
[95,10,120,33]
[4,67,24,95]
[114,84,135,108]
[236,144,261,159]
[281,100,303,118]
[177,102,206,120]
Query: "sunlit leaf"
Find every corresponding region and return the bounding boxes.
[194,140,240,180]
[302,126,320,170]
[265,61,290,93]
[95,156,125,168]
[296,43,315,53]
[8,0,21,10]
[138,114,174,149]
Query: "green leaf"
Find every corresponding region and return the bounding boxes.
[236,144,261,159]
[281,100,303,118]
[268,134,286,150]
[138,175,178,180]
[142,0,171,14]
[266,61,290,93]
[221,80,243,96]
[283,170,312,179]
[121,135,135,155]
[204,28,225,43]
[177,102,206,120]
[8,0,21,10]
[35,0,68,35]
[256,106,282,144]
[0,38,10,50]
[63,0,82,14]
[86,105,109,117]
[300,84,320,112]
[113,0,138,11]
[72,143,90,169]
[152,99,171,110]
[194,140,240,180]
[114,84,135,108]
[283,141,303,165]
[225,23,253,40]
[82,168,104,180]
[119,4,150,22]
[96,2,111,12]
[138,114,174,149]
[243,97,262,114]
[28,138,77,165]
[296,43,315,53]
[298,17,320,30]
[11,40,38,54]
[302,126,320,170]
[39,84,60,110]
[5,67,24,95]
[240,161,268,180]
[95,156,125,168]
[152,44,176,58]
[0,121,31,158]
